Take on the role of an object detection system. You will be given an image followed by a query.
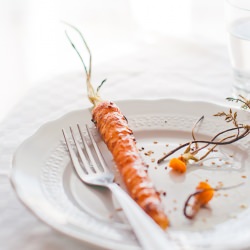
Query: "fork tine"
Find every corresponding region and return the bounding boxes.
[85,124,108,172]
[62,129,89,180]
[69,127,93,174]
[77,124,102,173]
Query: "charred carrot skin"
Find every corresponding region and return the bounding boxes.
[92,101,169,229]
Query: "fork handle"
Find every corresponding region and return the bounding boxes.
[107,183,179,250]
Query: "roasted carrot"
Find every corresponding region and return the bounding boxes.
[65,25,169,229]
[93,101,169,229]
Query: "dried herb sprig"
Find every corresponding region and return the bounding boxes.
[158,96,250,167]
[158,126,249,164]
[226,95,250,110]
[214,108,238,127]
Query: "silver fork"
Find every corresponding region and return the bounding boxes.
[62,124,179,250]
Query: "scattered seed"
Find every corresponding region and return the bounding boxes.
[240,204,248,209]
[202,218,207,223]
[144,150,154,156]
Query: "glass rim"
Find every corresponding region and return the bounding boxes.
[227,0,250,12]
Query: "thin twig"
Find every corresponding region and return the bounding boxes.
[192,116,204,150]
[199,134,235,160]
[157,127,249,163]
[183,182,244,219]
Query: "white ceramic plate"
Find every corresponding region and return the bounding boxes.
[11,99,250,250]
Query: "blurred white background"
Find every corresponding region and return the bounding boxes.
[0,0,225,122]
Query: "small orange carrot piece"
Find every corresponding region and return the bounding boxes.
[184,181,214,219]
[195,181,214,205]
[169,157,187,173]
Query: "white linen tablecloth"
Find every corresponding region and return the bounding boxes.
[0,38,236,250]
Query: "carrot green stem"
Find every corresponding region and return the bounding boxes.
[65,30,88,75]
[63,22,102,106]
